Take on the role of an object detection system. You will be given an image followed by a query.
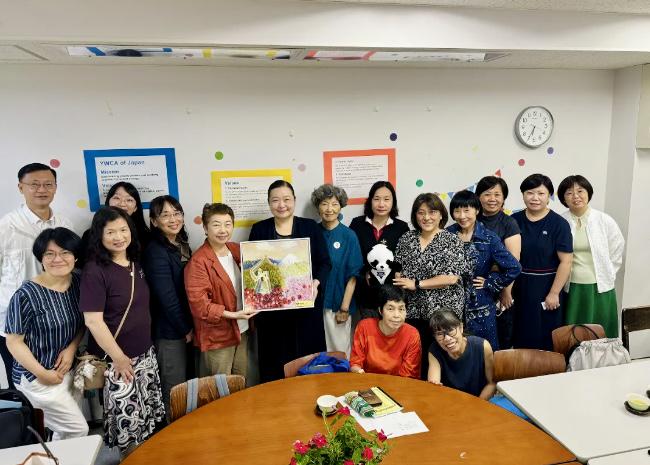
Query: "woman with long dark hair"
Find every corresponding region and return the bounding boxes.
[349,181,409,318]
[78,182,150,267]
[142,195,193,420]
[81,206,163,455]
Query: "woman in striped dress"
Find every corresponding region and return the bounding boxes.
[5,227,88,440]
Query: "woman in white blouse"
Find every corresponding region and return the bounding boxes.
[558,175,625,337]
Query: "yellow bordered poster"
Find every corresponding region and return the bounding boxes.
[211,169,292,227]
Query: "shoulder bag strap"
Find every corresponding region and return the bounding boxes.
[113,262,136,340]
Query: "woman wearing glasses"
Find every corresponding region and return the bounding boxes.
[5,227,88,439]
[78,182,151,267]
[427,309,496,400]
[142,195,193,419]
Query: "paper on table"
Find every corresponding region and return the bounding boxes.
[337,397,429,438]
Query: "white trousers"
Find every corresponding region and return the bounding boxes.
[18,372,89,440]
[323,309,352,358]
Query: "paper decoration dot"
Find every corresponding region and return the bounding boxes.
[76,199,88,209]
[49,159,61,168]
[389,132,397,141]
[338,213,343,221]
[504,209,512,215]
[547,147,554,155]
[297,163,306,172]
[495,169,502,177]
[440,193,448,200]
[214,151,224,161]
[415,179,424,187]
[471,145,478,153]
[193,216,202,225]
[518,158,526,166]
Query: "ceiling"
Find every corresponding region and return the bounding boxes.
[307,0,650,15]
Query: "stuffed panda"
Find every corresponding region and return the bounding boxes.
[365,244,402,309]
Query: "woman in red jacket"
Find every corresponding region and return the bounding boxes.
[184,203,257,377]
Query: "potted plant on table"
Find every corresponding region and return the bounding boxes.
[289,406,391,465]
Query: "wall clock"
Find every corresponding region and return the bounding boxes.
[515,106,554,148]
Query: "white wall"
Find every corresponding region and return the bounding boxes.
[0,64,614,249]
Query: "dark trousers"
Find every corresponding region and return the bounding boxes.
[497,308,514,349]
[406,318,433,381]
[0,335,16,389]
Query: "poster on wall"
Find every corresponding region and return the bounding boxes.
[323,148,396,204]
[241,238,314,311]
[211,169,292,227]
[83,148,179,211]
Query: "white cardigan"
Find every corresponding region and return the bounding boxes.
[562,208,625,294]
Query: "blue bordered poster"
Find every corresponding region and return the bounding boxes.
[83,148,179,211]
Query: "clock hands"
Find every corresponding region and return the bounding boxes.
[527,125,537,142]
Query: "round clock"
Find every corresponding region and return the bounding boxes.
[515,106,554,148]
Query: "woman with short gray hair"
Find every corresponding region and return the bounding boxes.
[311,184,363,356]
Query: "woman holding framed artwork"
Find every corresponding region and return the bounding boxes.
[248,180,331,382]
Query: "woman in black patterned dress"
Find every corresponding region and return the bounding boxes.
[394,193,468,378]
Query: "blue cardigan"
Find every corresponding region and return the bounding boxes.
[142,238,193,340]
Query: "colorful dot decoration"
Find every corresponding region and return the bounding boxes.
[338,213,344,221]
[214,151,224,161]
[471,145,479,153]
[49,159,61,168]
[389,132,397,141]
[518,159,526,167]
[76,199,88,209]
[193,216,202,225]
[297,164,306,172]
[547,147,555,155]
[415,179,424,187]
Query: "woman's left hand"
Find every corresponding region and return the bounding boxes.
[472,277,486,289]
[54,345,76,374]
[312,279,320,301]
[393,277,416,291]
[335,310,349,324]
[544,292,560,311]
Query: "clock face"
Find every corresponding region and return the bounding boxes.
[515,106,553,148]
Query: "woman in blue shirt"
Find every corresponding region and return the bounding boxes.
[447,190,521,350]
[5,227,88,440]
[311,184,363,356]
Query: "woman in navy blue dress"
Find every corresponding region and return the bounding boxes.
[511,174,573,350]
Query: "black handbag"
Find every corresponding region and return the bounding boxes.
[0,389,39,449]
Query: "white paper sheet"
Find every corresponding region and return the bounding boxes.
[337,397,429,438]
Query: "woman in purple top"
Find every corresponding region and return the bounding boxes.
[81,207,164,455]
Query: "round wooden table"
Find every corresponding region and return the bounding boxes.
[123,373,575,465]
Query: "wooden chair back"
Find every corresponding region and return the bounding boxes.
[494,349,566,382]
[551,324,605,356]
[283,351,347,378]
[169,374,245,422]
[622,305,650,354]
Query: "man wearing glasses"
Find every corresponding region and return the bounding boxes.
[0,163,73,388]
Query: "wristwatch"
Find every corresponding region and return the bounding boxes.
[415,279,421,291]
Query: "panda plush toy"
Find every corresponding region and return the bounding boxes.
[364,243,402,308]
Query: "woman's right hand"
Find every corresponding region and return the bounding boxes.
[113,354,135,384]
[237,309,259,320]
[37,369,64,385]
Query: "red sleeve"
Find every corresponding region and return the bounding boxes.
[184,256,226,324]
[398,327,422,379]
[350,320,369,370]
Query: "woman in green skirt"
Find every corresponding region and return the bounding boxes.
[558,175,625,337]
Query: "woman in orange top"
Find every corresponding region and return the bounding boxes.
[184,203,257,377]
[350,286,421,378]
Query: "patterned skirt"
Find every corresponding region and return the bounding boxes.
[103,346,165,451]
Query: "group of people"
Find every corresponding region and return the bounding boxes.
[0,162,624,454]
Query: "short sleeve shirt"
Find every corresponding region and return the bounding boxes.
[478,211,521,243]
[5,273,83,384]
[80,261,152,358]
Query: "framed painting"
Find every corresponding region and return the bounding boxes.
[240,238,314,311]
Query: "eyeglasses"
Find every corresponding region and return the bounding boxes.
[21,182,56,192]
[158,211,184,222]
[42,250,74,261]
[110,196,136,206]
[434,327,459,340]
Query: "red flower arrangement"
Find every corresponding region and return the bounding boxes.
[289,406,391,465]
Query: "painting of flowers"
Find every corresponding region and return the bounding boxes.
[241,238,314,311]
